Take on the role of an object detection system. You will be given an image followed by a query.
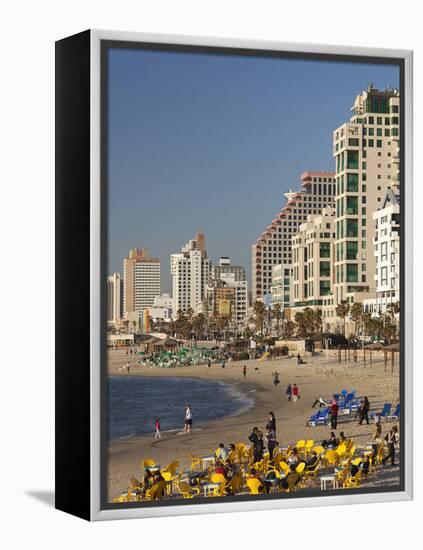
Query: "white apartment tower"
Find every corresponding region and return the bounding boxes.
[364,188,400,316]
[107,272,122,322]
[332,85,400,307]
[252,171,335,302]
[171,232,212,317]
[123,248,161,317]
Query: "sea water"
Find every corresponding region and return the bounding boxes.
[108,376,254,441]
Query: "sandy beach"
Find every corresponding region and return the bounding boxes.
[106,348,400,500]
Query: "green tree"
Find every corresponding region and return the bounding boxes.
[350,302,364,338]
[273,303,282,335]
[253,300,267,335]
[336,300,350,335]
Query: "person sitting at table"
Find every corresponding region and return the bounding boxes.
[305,451,319,470]
[215,443,229,461]
[246,468,266,494]
[214,460,228,478]
[280,464,302,490]
[141,469,154,496]
[287,447,300,467]
[362,454,371,475]
[322,431,338,449]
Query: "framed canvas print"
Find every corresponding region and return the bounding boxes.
[55,30,413,521]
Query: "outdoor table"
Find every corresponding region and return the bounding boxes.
[188,470,209,487]
[145,465,161,473]
[203,482,220,497]
[201,455,215,469]
[320,475,339,490]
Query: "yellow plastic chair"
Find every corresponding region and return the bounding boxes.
[189,454,201,471]
[325,450,339,466]
[296,462,306,474]
[304,440,314,457]
[227,473,243,494]
[296,440,306,452]
[210,473,227,496]
[164,460,179,475]
[278,460,290,476]
[175,480,200,499]
[343,469,362,488]
[141,458,156,469]
[313,445,325,456]
[246,477,264,495]
[144,480,166,501]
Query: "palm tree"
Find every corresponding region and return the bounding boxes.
[336,300,350,335]
[273,303,282,335]
[283,320,296,339]
[294,311,308,337]
[253,300,267,335]
[387,301,400,341]
[192,313,206,339]
[350,302,364,338]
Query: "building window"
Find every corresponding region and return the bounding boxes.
[347,151,359,169]
[346,241,358,260]
[320,242,330,258]
[346,173,358,192]
[320,280,331,296]
[346,264,358,282]
[346,219,358,238]
[320,261,331,277]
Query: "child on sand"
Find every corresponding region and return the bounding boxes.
[292,383,300,403]
[286,383,292,401]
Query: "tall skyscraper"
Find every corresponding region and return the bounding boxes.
[252,171,335,303]
[107,272,122,322]
[171,232,212,317]
[332,86,400,307]
[123,248,160,317]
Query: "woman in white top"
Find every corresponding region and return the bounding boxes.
[184,405,193,433]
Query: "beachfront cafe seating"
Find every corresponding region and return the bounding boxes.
[115,428,399,502]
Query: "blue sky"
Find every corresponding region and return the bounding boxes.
[107,47,399,293]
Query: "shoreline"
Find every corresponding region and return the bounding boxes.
[107,349,400,500]
[108,374,259,442]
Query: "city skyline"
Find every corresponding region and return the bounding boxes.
[107,47,399,293]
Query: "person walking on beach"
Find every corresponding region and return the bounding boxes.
[292,383,300,403]
[154,418,161,440]
[330,398,339,430]
[183,405,193,433]
[286,383,292,401]
[221,358,225,369]
[382,426,398,466]
[243,365,247,378]
[272,371,280,386]
[358,396,370,425]
[207,358,211,368]
[126,362,130,374]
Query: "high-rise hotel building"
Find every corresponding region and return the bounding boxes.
[171,232,212,317]
[123,248,161,317]
[252,172,335,303]
[107,272,122,323]
[332,86,400,307]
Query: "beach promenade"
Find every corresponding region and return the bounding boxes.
[107,349,400,500]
